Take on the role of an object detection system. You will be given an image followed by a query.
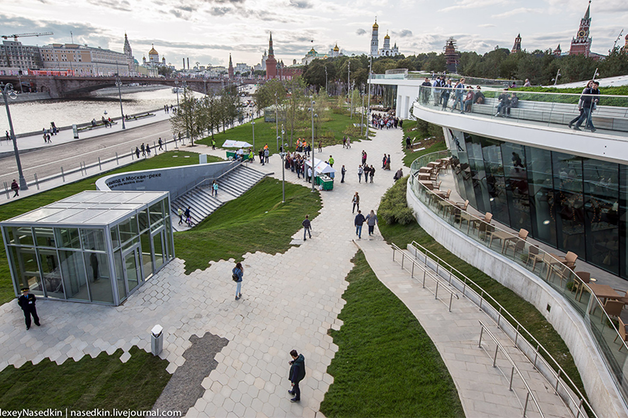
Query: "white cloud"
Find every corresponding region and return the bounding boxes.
[491,7,542,19]
[439,0,512,13]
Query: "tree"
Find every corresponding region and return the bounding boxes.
[170,89,197,145]
[158,66,174,77]
[253,79,286,113]
[284,76,308,146]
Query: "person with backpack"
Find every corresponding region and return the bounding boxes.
[232,262,244,300]
[184,206,192,227]
[288,349,306,402]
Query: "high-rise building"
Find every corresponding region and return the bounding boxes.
[265,33,277,79]
[569,1,592,57]
[511,34,522,54]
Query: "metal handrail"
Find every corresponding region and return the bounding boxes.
[478,320,546,418]
[171,160,241,201]
[409,240,596,418]
[391,242,459,312]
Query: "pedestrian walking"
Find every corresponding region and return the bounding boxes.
[328,155,334,167]
[354,210,365,239]
[233,262,244,300]
[361,150,367,165]
[365,210,378,236]
[184,206,192,227]
[18,287,40,330]
[177,208,184,225]
[264,147,270,163]
[346,136,351,148]
[11,179,19,197]
[5,130,9,142]
[158,138,163,150]
[212,181,218,197]
[369,165,375,183]
[212,139,216,150]
[358,165,363,183]
[146,144,151,156]
[341,165,346,183]
[141,143,146,156]
[288,350,306,402]
[302,215,312,241]
[352,192,360,214]
[135,147,141,159]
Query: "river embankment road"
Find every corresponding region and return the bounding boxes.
[0,119,176,182]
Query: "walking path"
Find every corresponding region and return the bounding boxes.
[0,119,571,417]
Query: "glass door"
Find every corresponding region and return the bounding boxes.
[123,247,141,294]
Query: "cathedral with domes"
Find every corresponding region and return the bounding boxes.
[370,18,399,57]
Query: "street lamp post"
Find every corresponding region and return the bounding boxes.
[274,92,278,152]
[1,83,28,191]
[310,101,316,192]
[324,66,328,94]
[347,61,351,114]
[360,90,365,136]
[175,80,180,107]
[115,74,126,129]
[280,140,287,203]
[251,121,255,152]
[366,56,372,138]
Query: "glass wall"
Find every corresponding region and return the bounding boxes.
[446,129,628,280]
[1,195,174,305]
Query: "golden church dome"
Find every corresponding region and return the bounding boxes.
[149,44,158,56]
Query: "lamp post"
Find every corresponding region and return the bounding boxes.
[366,56,372,138]
[360,89,365,136]
[251,121,255,152]
[310,101,316,192]
[1,83,28,191]
[280,140,287,203]
[324,65,328,94]
[115,73,126,130]
[175,80,180,107]
[274,92,278,151]
[347,60,351,110]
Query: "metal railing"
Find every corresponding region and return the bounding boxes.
[409,239,595,418]
[478,320,546,418]
[391,242,459,312]
[409,149,628,409]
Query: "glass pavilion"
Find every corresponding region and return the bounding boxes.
[1,191,174,305]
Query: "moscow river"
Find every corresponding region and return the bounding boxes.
[0,87,206,136]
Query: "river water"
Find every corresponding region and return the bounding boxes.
[0,87,206,136]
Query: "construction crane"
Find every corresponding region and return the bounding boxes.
[1,32,53,42]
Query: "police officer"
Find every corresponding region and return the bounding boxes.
[18,288,40,330]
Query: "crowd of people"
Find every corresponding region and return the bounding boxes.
[371,113,401,129]
[422,76,487,114]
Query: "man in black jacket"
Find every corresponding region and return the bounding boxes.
[302,215,312,241]
[288,350,306,402]
[354,210,366,239]
[18,288,40,330]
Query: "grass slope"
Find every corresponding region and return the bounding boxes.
[0,151,217,305]
[174,177,322,274]
[401,120,447,167]
[0,347,170,411]
[320,251,465,418]
[378,180,586,400]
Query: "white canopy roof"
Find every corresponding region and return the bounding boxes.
[304,158,336,176]
[223,140,253,148]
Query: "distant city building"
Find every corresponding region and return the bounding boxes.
[123,33,136,74]
[301,43,343,65]
[511,34,522,54]
[553,44,562,56]
[570,1,592,57]
[40,43,131,76]
[444,38,459,73]
[235,62,250,74]
[0,40,42,73]
[228,54,234,80]
[369,18,400,57]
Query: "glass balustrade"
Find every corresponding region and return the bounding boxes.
[410,150,628,404]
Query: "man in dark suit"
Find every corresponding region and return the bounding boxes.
[18,288,40,330]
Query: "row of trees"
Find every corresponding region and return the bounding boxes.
[170,85,242,144]
[300,47,628,89]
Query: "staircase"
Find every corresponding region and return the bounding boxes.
[171,164,270,231]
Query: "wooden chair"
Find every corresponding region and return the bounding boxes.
[602,300,625,323]
[614,318,628,351]
[503,229,528,255]
[526,245,544,271]
[547,251,578,280]
[434,180,442,190]
[470,212,493,238]
[572,271,590,299]
[434,189,451,200]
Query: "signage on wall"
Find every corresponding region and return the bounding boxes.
[106,173,162,189]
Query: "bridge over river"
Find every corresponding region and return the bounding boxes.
[0,75,257,98]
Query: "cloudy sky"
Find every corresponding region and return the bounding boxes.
[2,0,627,69]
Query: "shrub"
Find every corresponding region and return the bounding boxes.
[378,176,415,225]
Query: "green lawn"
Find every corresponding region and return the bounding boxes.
[196,110,365,155]
[378,180,587,401]
[0,151,218,305]
[174,177,322,274]
[320,251,465,418]
[401,120,447,167]
[0,346,170,411]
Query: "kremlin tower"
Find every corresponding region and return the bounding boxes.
[569,1,592,57]
[265,33,277,79]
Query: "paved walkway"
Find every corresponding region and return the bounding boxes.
[0,118,570,417]
[356,238,571,418]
